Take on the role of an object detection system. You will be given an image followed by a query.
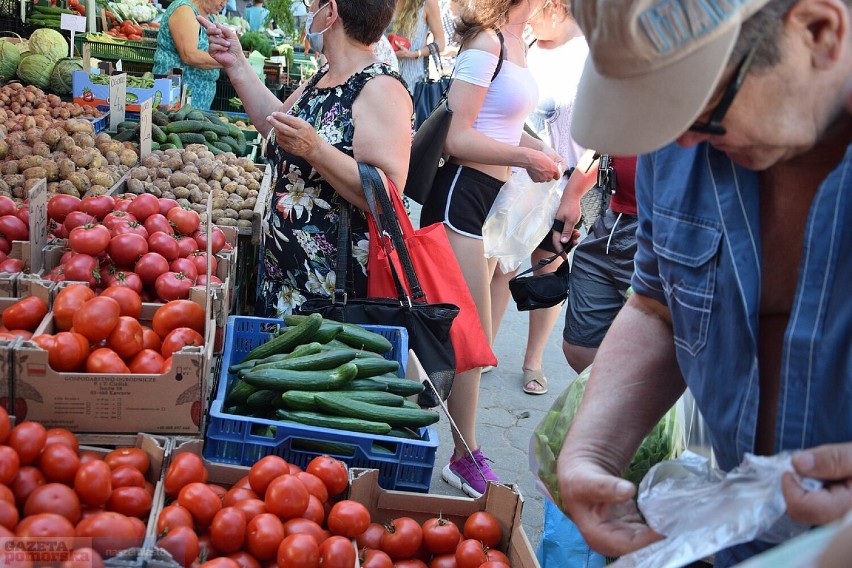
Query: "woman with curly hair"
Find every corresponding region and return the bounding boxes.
[421,0,563,498]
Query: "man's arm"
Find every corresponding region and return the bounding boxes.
[557,292,686,556]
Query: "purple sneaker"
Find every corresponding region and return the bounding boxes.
[441,448,501,498]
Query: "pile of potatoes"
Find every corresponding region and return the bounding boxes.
[0,83,101,125]
[125,144,262,228]
[0,117,138,200]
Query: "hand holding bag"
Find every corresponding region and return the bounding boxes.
[508,253,571,312]
[413,43,452,129]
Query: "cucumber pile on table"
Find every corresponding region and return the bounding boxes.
[114,104,250,156]
[225,313,439,440]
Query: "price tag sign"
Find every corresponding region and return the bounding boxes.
[139,96,153,158]
[109,72,127,131]
[28,179,48,274]
[60,14,87,58]
[116,59,123,72]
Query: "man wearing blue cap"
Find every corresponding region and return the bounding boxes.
[555,0,851,565]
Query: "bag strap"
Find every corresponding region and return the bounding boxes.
[423,41,443,77]
[332,203,354,303]
[492,30,504,82]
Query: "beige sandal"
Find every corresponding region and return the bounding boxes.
[522,368,548,395]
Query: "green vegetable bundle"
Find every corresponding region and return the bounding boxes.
[239,31,273,58]
[531,365,685,510]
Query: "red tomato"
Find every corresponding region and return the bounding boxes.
[106,316,144,359]
[102,211,136,231]
[429,553,458,568]
[210,506,247,555]
[0,482,13,504]
[127,193,160,222]
[7,421,47,466]
[158,198,180,216]
[282,518,327,545]
[381,517,423,560]
[226,551,262,568]
[157,504,195,534]
[232,498,266,523]
[422,517,462,555]
[0,445,19,485]
[99,287,142,318]
[294,471,329,504]
[64,210,97,233]
[306,456,348,496]
[104,447,149,475]
[164,452,207,498]
[302,494,325,526]
[223,486,257,507]
[1,296,48,332]
[148,231,180,261]
[110,465,146,488]
[319,535,356,568]
[74,459,113,507]
[47,194,81,223]
[0,257,24,273]
[327,500,370,538]
[357,522,387,550]
[144,213,174,236]
[0,499,18,531]
[462,512,502,548]
[111,220,149,239]
[31,331,89,372]
[157,525,199,567]
[189,251,218,276]
[134,252,170,287]
[484,549,510,565]
[168,207,201,236]
[0,406,11,444]
[193,226,227,254]
[170,257,199,282]
[0,214,28,241]
[38,442,80,484]
[23,482,81,524]
[76,511,140,558]
[10,465,46,507]
[15,513,76,562]
[361,549,394,568]
[0,196,14,217]
[200,559,241,568]
[86,348,130,373]
[0,236,9,255]
[108,233,149,267]
[141,328,162,351]
[174,235,199,258]
[15,204,27,226]
[245,513,284,562]
[79,195,116,221]
[395,560,428,568]
[113,194,134,213]
[277,533,320,568]
[62,253,101,288]
[107,486,152,518]
[59,547,105,568]
[161,327,204,359]
[73,296,121,342]
[454,539,488,568]
[53,284,96,331]
[128,349,165,373]
[154,271,193,301]
[69,224,111,256]
[151,299,206,339]
[44,428,79,451]
[264,474,309,520]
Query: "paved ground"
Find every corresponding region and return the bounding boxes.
[409,203,577,552]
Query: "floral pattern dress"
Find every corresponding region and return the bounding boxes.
[256,62,406,318]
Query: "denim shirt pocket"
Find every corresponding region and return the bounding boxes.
[652,208,722,356]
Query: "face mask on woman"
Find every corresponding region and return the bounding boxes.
[305,2,333,53]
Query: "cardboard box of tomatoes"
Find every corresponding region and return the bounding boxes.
[348,468,541,568]
[11,294,215,436]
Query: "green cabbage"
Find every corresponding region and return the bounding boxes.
[49,57,84,95]
[27,29,68,63]
[17,53,54,90]
[0,40,21,81]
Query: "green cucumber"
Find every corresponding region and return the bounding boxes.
[173,104,194,121]
[241,313,322,363]
[229,342,323,373]
[368,375,425,397]
[346,378,389,391]
[159,143,176,150]
[402,399,421,409]
[224,380,258,406]
[284,317,343,344]
[337,324,393,354]
[151,124,167,144]
[386,427,423,440]
[219,135,240,154]
[152,110,170,127]
[352,357,400,379]
[186,109,206,121]
[280,391,319,411]
[213,141,233,153]
[241,349,356,375]
[203,130,219,142]
[117,120,139,132]
[166,132,183,149]
[241,361,358,391]
[245,389,283,409]
[329,390,405,406]
[275,409,392,435]
[113,128,138,142]
[314,393,439,427]
[177,132,206,145]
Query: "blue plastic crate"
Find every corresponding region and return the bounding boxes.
[86,114,108,134]
[204,315,439,493]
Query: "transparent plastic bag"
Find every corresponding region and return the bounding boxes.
[483,170,565,273]
[610,452,821,568]
[529,365,686,510]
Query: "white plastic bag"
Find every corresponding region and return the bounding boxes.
[611,452,821,568]
[483,170,565,273]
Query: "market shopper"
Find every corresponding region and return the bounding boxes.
[389,0,447,94]
[198,0,411,317]
[420,0,563,497]
[556,0,852,565]
[244,0,269,31]
[153,0,224,110]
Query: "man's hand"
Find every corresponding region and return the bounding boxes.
[783,442,852,525]
[552,199,581,254]
[267,111,323,161]
[559,461,664,556]
[197,16,244,68]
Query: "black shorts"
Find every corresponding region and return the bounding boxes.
[419,164,504,237]
[563,209,638,347]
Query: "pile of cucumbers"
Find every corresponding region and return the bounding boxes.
[113,103,250,156]
[224,313,440,439]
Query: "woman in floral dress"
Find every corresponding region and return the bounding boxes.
[200,0,413,318]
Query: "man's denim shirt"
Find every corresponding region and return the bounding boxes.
[632,142,852,474]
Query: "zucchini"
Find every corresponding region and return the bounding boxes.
[240,313,322,363]
[224,379,257,406]
[275,409,392,435]
[352,357,400,379]
[280,390,319,411]
[368,375,425,396]
[346,378,389,391]
[166,132,183,149]
[245,389,283,409]
[241,361,358,391]
[151,124,167,144]
[241,349,356,375]
[177,132,207,145]
[314,393,440,427]
[229,342,323,373]
[337,324,393,354]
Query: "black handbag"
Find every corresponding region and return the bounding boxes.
[298,163,459,408]
[508,253,571,311]
[405,32,505,206]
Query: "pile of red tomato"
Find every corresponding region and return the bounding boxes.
[0,409,156,567]
[46,193,228,303]
[0,295,49,340]
[0,195,30,274]
[154,454,512,568]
